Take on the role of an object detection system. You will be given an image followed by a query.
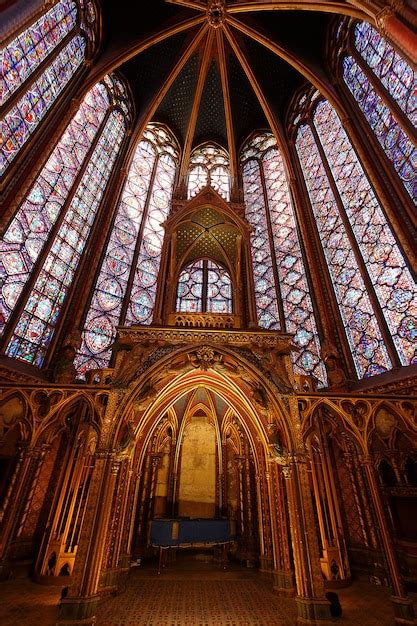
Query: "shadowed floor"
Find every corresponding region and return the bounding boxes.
[0,557,413,625]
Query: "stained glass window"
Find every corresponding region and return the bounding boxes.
[1,0,78,105]
[1,36,86,175]
[294,95,416,377]
[0,0,95,176]
[188,144,230,201]
[313,100,416,368]
[340,22,416,201]
[353,22,416,124]
[242,132,326,384]
[176,259,232,314]
[75,124,179,377]
[1,75,130,367]
[242,159,281,330]
[177,260,204,313]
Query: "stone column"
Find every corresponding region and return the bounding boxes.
[361,456,416,625]
[270,463,295,596]
[0,444,49,579]
[284,455,332,623]
[56,449,118,625]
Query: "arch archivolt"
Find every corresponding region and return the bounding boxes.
[108,342,297,469]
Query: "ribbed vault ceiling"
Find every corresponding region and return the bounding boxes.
[98,0,347,162]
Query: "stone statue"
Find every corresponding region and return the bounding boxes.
[321,340,346,390]
[52,330,81,384]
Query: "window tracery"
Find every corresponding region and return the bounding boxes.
[241,132,326,384]
[176,259,232,314]
[75,124,179,377]
[337,21,416,201]
[293,92,416,378]
[1,0,98,176]
[187,143,231,201]
[1,75,130,367]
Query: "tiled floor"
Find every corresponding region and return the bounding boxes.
[0,558,414,625]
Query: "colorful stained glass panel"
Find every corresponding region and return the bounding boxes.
[1,35,86,174]
[1,0,78,105]
[74,140,157,376]
[6,109,126,366]
[126,153,177,325]
[343,55,416,200]
[313,100,417,366]
[0,82,109,334]
[242,158,281,330]
[296,121,393,377]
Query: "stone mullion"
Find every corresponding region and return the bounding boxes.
[154,226,175,325]
[118,155,160,326]
[0,107,115,354]
[360,456,416,624]
[310,120,401,370]
[287,139,356,379]
[61,162,130,332]
[259,160,286,331]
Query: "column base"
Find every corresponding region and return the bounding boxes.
[273,569,296,596]
[296,596,332,624]
[56,596,99,625]
[259,556,273,573]
[391,596,417,625]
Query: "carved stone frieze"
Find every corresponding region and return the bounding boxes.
[116,325,293,353]
[168,312,239,329]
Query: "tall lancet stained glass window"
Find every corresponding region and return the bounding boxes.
[1,0,97,175]
[188,143,231,201]
[241,132,326,384]
[176,260,232,314]
[294,94,416,379]
[0,75,130,367]
[75,124,179,377]
[339,21,416,201]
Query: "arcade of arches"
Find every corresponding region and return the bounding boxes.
[0,1,416,625]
